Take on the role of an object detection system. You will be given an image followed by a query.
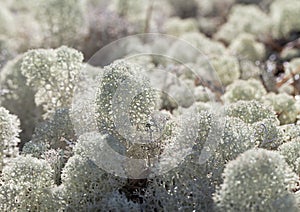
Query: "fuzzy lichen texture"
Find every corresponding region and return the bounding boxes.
[0,106,20,171]
[215,5,270,44]
[262,93,298,125]
[279,139,300,175]
[36,0,88,47]
[271,0,300,39]
[0,155,56,211]
[21,46,84,118]
[0,55,39,143]
[96,60,157,141]
[222,79,267,103]
[214,149,300,211]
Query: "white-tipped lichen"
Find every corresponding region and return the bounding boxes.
[214,149,300,211]
[222,78,267,103]
[0,155,56,211]
[278,139,300,175]
[253,118,283,149]
[60,153,125,211]
[229,33,266,62]
[215,5,270,43]
[164,17,198,37]
[212,117,257,175]
[197,0,234,17]
[0,107,20,171]
[226,101,284,149]
[262,93,297,125]
[270,0,300,38]
[279,124,300,143]
[0,55,40,142]
[1,1,300,210]
[168,32,226,63]
[0,6,16,37]
[210,54,240,86]
[21,46,83,117]
[70,63,102,136]
[36,0,88,47]
[109,0,149,31]
[22,140,48,158]
[96,60,157,140]
[139,111,218,211]
[226,100,277,124]
[239,60,262,80]
[194,86,215,102]
[99,191,140,211]
[30,108,76,151]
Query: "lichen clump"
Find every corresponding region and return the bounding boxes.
[0,106,20,171]
[215,4,270,43]
[21,46,83,117]
[222,78,267,103]
[1,0,300,211]
[96,60,157,139]
[214,149,300,211]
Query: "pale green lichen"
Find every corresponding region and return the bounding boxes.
[0,155,56,211]
[36,0,88,47]
[278,139,300,175]
[96,60,157,140]
[161,77,195,109]
[109,0,170,32]
[225,101,283,149]
[194,86,215,102]
[30,108,76,151]
[3,0,87,50]
[222,78,267,103]
[110,0,147,20]
[22,108,76,175]
[0,36,16,67]
[99,191,140,211]
[210,54,240,86]
[0,55,40,142]
[22,141,48,158]
[215,5,270,43]
[168,32,225,63]
[278,124,300,143]
[197,0,234,17]
[289,58,300,73]
[60,152,125,211]
[1,1,300,210]
[229,33,266,62]
[23,144,67,186]
[262,93,297,125]
[21,46,84,117]
[225,100,276,124]
[214,149,300,212]
[70,63,102,136]
[140,114,257,211]
[139,110,218,211]
[0,107,20,171]
[164,17,198,37]
[0,6,16,37]
[2,1,42,51]
[270,0,300,38]
[239,60,263,80]
[41,149,65,185]
[211,117,257,178]
[253,118,283,149]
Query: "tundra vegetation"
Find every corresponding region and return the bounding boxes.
[0,0,300,211]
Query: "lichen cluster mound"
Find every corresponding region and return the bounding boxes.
[1,0,300,211]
